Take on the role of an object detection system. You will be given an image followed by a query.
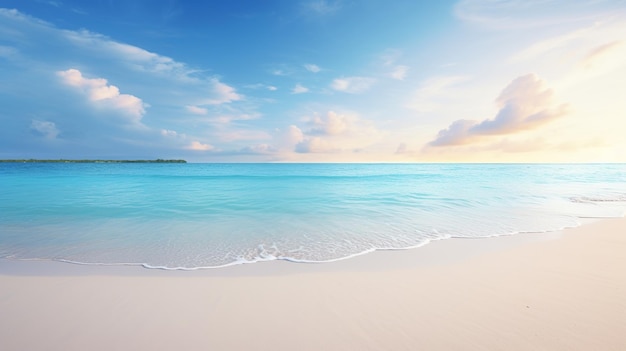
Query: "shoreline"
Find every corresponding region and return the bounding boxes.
[2,217,625,350]
[0,218,581,277]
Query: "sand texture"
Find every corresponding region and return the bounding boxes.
[1,218,626,351]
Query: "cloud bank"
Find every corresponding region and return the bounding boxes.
[331,77,376,94]
[57,68,146,124]
[294,111,381,153]
[429,74,569,146]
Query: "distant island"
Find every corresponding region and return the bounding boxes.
[0,159,187,163]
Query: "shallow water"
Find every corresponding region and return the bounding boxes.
[1,163,625,269]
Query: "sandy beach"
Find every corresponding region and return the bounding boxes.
[1,217,625,351]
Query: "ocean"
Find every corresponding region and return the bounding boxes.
[1,163,625,270]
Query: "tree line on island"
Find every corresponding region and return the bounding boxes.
[0,159,187,163]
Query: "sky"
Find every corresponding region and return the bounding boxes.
[1,0,625,162]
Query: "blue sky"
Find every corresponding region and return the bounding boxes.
[1,0,625,162]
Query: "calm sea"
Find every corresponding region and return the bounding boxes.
[1,163,625,269]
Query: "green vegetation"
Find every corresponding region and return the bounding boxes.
[0,159,187,163]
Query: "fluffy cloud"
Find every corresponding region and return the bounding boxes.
[204,80,242,105]
[187,141,214,151]
[1,9,242,107]
[308,111,350,135]
[273,125,305,150]
[57,69,146,123]
[30,120,59,139]
[304,64,321,73]
[330,77,376,94]
[0,8,262,160]
[428,120,478,146]
[160,129,180,137]
[186,105,208,115]
[294,111,382,153]
[285,125,305,144]
[429,74,569,146]
[209,113,260,125]
[62,29,190,78]
[292,83,310,94]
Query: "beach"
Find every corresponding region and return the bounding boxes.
[1,217,625,351]
[3,0,626,349]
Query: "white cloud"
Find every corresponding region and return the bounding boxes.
[1,8,274,160]
[428,119,478,147]
[285,125,305,145]
[48,16,244,107]
[210,113,259,125]
[389,65,409,80]
[57,68,146,123]
[308,110,350,135]
[304,64,321,73]
[330,76,376,94]
[186,105,208,115]
[294,111,382,153]
[30,120,59,139]
[104,39,243,105]
[0,8,46,26]
[62,29,190,78]
[579,40,624,70]
[271,69,286,76]
[510,25,595,63]
[454,0,623,29]
[204,80,242,105]
[520,18,626,64]
[2,9,245,118]
[428,74,569,146]
[272,125,305,151]
[187,141,214,151]
[244,83,278,91]
[292,83,310,94]
[160,129,179,137]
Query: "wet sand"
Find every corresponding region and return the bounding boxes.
[1,217,625,350]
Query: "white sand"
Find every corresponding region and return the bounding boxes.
[1,218,626,350]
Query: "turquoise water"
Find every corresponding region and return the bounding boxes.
[1,163,625,269]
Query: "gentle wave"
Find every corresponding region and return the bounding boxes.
[1,163,625,270]
[2,218,610,271]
